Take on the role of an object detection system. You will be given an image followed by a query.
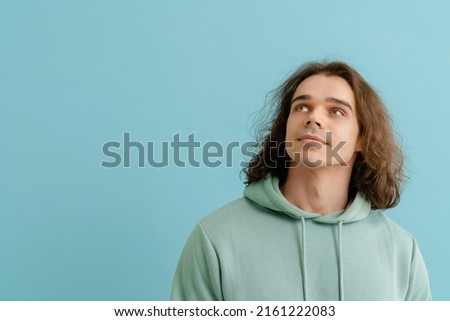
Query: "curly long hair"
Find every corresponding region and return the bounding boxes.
[244,61,405,209]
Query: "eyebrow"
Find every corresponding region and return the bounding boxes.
[291,94,353,112]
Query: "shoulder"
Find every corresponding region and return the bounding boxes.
[365,209,416,249]
[196,196,284,241]
[199,197,267,226]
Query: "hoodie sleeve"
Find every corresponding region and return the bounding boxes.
[171,223,223,301]
[405,237,432,300]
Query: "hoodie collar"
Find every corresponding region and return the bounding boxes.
[243,174,371,224]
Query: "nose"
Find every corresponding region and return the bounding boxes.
[305,113,322,128]
[306,119,321,127]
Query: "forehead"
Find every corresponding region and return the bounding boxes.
[293,74,355,106]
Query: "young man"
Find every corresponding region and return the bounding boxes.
[171,61,432,300]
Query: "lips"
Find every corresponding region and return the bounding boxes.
[298,134,327,145]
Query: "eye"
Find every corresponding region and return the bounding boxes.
[331,108,345,117]
[294,105,309,112]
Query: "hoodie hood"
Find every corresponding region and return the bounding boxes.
[243,174,372,224]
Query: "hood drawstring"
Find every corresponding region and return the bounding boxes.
[300,218,345,301]
[337,221,344,301]
[300,217,309,301]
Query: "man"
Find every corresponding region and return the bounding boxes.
[171,61,432,300]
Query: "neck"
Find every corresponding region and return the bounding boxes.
[280,165,353,215]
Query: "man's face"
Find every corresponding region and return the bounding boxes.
[284,74,361,168]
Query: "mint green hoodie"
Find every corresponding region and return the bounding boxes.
[171,175,431,300]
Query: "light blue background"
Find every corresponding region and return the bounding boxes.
[1,0,449,300]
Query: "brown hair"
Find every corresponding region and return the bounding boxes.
[244,61,405,209]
